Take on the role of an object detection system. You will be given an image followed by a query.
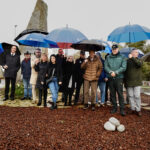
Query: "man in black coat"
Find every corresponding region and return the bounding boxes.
[74,50,85,105]
[3,45,20,100]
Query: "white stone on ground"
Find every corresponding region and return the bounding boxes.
[104,121,116,131]
[117,124,125,132]
[109,117,120,126]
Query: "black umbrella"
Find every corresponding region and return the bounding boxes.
[0,43,21,65]
[14,29,48,44]
[141,52,150,62]
[71,39,105,51]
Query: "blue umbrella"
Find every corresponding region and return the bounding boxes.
[97,40,112,53]
[108,24,150,43]
[120,47,144,58]
[45,26,88,49]
[16,33,58,48]
[0,43,4,54]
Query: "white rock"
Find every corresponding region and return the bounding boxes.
[117,124,125,132]
[109,117,120,126]
[104,121,116,131]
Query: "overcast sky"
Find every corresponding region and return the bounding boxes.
[0,0,150,44]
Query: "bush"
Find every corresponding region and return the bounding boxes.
[142,62,150,81]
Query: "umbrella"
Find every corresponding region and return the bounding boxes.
[14,29,48,41]
[45,26,88,49]
[71,39,105,51]
[0,43,4,54]
[141,52,150,62]
[108,24,150,43]
[97,40,112,53]
[0,43,21,65]
[120,47,144,58]
[15,33,58,48]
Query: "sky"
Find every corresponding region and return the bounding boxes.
[0,0,150,44]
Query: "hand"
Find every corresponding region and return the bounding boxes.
[84,59,88,63]
[111,72,116,77]
[35,59,40,65]
[3,65,8,69]
[41,82,44,85]
[59,82,62,85]
[46,74,48,77]
[128,54,132,58]
[104,78,108,82]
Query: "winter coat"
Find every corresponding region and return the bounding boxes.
[81,55,103,81]
[124,57,143,87]
[3,54,20,78]
[30,57,39,85]
[21,58,31,79]
[62,61,76,90]
[104,52,127,79]
[74,57,85,82]
[46,62,63,82]
[35,61,48,89]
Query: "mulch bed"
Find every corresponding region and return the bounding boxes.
[0,106,150,150]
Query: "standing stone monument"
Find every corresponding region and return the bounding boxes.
[20,0,48,54]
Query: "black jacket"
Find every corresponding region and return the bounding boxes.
[35,61,48,89]
[21,59,31,79]
[3,54,20,78]
[75,57,85,82]
[62,61,76,90]
[47,62,63,82]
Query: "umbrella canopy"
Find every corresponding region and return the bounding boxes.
[108,24,150,43]
[120,47,144,58]
[71,39,106,51]
[45,26,88,49]
[0,43,4,54]
[97,40,112,53]
[0,43,21,65]
[15,33,58,48]
[14,29,48,41]
[141,52,150,62]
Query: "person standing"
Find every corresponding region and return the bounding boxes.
[81,50,102,111]
[124,48,143,116]
[30,48,41,103]
[74,50,85,105]
[47,55,62,110]
[63,56,76,106]
[3,45,20,100]
[35,53,48,107]
[104,44,127,116]
[21,51,32,100]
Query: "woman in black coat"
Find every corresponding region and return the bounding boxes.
[63,56,76,106]
[35,53,48,107]
[47,54,63,110]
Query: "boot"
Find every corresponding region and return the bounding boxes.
[50,103,57,110]
[120,109,126,116]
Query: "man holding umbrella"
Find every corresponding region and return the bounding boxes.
[81,50,102,111]
[104,44,127,116]
[3,45,20,100]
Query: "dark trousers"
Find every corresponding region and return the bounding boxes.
[108,78,124,110]
[74,80,84,103]
[5,77,16,99]
[105,82,112,103]
[38,88,47,106]
[64,88,74,105]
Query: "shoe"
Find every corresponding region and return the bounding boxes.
[137,111,142,117]
[28,97,32,100]
[10,97,14,100]
[91,104,95,111]
[101,103,105,107]
[64,103,67,106]
[111,108,117,114]
[37,103,41,106]
[83,104,89,110]
[68,103,72,106]
[50,103,57,110]
[21,97,27,100]
[3,97,8,101]
[120,109,126,116]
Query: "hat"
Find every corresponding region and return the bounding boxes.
[35,48,41,51]
[24,51,31,55]
[80,50,85,55]
[112,44,118,50]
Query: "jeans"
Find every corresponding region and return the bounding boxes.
[96,81,106,104]
[23,78,32,98]
[127,86,141,112]
[48,77,59,104]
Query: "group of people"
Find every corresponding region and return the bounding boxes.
[2,44,143,116]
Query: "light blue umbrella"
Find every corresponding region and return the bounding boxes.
[120,47,144,58]
[108,24,150,43]
[16,33,58,48]
[45,26,88,49]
